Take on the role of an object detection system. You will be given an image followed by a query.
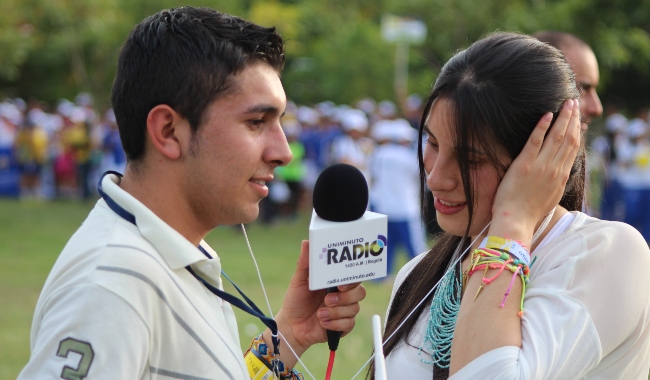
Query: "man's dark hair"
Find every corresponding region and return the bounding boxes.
[111,6,285,164]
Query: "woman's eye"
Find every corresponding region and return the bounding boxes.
[427,139,439,150]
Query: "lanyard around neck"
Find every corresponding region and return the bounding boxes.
[97,171,280,354]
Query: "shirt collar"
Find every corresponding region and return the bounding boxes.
[100,173,221,272]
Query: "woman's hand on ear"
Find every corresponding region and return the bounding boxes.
[489,99,581,247]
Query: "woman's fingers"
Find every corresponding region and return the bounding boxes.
[552,100,581,170]
[518,112,553,163]
[538,99,576,162]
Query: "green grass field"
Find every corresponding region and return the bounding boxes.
[0,199,407,379]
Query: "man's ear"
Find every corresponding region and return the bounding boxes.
[146,105,191,160]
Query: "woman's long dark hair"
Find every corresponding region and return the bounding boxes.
[372,32,583,378]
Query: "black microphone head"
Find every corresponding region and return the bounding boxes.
[312,163,368,222]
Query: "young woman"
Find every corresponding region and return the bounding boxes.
[380,32,650,379]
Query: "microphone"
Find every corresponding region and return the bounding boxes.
[309,163,388,351]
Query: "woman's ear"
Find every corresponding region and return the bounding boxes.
[145,105,191,160]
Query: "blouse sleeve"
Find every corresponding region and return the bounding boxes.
[451,220,650,379]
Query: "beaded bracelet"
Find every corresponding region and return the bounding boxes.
[464,248,530,317]
[244,333,305,380]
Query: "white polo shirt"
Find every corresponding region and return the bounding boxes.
[19,173,249,379]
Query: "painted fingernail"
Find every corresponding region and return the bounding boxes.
[326,294,339,305]
[318,309,330,319]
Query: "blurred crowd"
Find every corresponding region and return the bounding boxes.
[261,95,429,274]
[589,103,650,241]
[1,92,648,268]
[0,93,429,273]
[0,94,124,201]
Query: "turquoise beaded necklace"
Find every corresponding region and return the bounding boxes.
[419,239,464,368]
[418,209,555,369]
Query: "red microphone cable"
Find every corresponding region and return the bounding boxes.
[325,350,336,380]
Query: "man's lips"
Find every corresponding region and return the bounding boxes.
[249,176,273,197]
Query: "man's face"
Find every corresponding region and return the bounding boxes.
[563,45,603,131]
[183,63,292,227]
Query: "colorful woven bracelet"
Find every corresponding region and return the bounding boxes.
[464,248,530,317]
[244,333,305,380]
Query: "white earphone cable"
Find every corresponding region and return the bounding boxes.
[240,224,317,380]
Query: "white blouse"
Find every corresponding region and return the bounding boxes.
[384,212,650,379]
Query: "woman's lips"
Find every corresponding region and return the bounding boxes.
[434,196,466,215]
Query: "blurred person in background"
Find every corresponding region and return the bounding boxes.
[15,119,48,199]
[0,102,20,151]
[275,118,306,221]
[27,100,62,199]
[369,119,426,275]
[53,100,79,198]
[0,101,23,197]
[68,107,94,200]
[590,102,628,220]
[99,108,126,175]
[404,93,424,130]
[75,92,106,197]
[356,97,377,119]
[371,100,398,126]
[534,31,604,215]
[619,108,650,241]
[533,31,603,133]
[297,105,325,190]
[331,108,375,184]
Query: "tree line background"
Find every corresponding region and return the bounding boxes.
[1,0,649,112]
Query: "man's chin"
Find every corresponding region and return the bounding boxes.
[244,206,261,224]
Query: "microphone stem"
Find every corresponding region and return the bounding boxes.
[326,287,342,351]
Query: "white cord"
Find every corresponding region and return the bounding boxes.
[240,224,274,318]
[240,224,317,380]
[532,208,556,246]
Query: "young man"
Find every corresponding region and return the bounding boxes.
[533,31,604,131]
[19,7,365,379]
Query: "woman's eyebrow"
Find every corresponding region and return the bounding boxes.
[425,126,486,156]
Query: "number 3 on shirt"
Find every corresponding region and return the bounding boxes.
[57,338,95,380]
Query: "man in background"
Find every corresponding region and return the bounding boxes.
[533,31,603,131]
[534,31,604,214]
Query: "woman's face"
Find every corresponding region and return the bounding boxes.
[423,98,509,238]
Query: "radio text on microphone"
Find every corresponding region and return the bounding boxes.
[326,237,385,265]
